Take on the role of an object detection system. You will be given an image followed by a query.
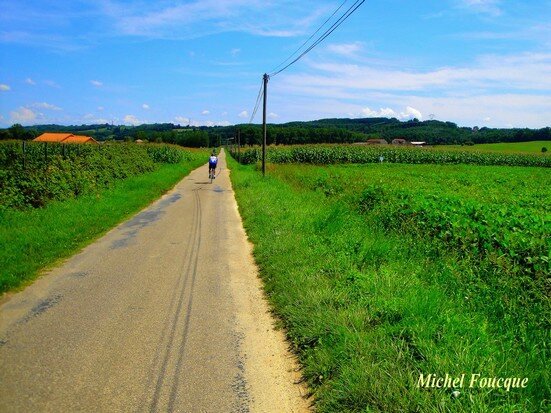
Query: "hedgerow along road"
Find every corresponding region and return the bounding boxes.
[0,149,309,413]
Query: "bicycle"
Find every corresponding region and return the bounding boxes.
[209,166,216,183]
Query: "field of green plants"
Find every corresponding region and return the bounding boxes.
[228,151,550,412]
[442,140,550,154]
[0,141,187,209]
[230,143,551,168]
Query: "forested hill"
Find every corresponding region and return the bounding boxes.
[2,117,550,147]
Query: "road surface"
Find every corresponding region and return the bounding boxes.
[0,149,309,412]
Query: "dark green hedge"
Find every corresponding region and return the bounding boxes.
[0,142,186,209]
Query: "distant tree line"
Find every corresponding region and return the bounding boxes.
[1,118,549,147]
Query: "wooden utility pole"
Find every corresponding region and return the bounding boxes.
[262,73,268,176]
[237,129,241,163]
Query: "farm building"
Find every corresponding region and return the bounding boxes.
[391,138,408,145]
[365,138,388,145]
[34,133,99,144]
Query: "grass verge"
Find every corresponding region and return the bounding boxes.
[228,157,549,412]
[0,152,207,293]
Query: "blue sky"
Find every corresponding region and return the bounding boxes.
[0,0,550,128]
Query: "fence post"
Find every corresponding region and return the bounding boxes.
[22,140,26,170]
[238,129,241,163]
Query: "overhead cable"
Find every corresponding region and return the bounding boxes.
[269,0,365,77]
[249,78,264,123]
[268,0,350,76]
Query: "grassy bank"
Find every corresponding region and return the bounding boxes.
[0,151,207,293]
[228,157,549,412]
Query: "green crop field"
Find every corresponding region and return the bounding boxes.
[228,152,550,412]
[441,140,550,154]
[230,143,551,168]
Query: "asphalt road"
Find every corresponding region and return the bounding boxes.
[0,149,309,412]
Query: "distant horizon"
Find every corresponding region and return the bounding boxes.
[1,1,550,129]
[6,115,551,131]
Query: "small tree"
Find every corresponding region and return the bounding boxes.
[542,147,548,153]
[8,123,25,140]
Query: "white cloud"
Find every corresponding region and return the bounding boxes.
[458,0,502,16]
[106,1,331,40]
[32,102,62,111]
[238,110,249,118]
[142,103,150,110]
[25,78,36,85]
[389,93,551,128]
[271,51,551,127]
[268,112,279,119]
[10,107,37,123]
[201,110,210,115]
[123,114,144,125]
[91,80,103,87]
[0,29,86,52]
[326,42,363,57]
[203,120,231,127]
[0,84,10,91]
[180,118,231,127]
[175,116,190,124]
[358,106,421,120]
[283,52,551,93]
[361,107,397,118]
[44,80,60,88]
[83,113,109,123]
[82,113,110,124]
[401,106,423,120]
[97,106,104,111]
[230,48,241,57]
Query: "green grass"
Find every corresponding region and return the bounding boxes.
[442,140,550,154]
[0,151,207,293]
[228,157,549,412]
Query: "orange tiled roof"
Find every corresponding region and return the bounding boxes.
[34,133,98,144]
[64,135,98,144]
[34,133,74,142]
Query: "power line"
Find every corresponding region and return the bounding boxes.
[249,78,264,123]
[269,0,365,77]
[268,0,350,76]
[248,1,364,123]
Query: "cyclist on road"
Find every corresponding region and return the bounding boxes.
[208,151,218,179]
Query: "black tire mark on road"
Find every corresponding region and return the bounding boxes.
[166,189,202,411]
[139,211,196,413]
[146,188,202,413]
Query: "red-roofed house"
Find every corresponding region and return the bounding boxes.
[34,133,98,144]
